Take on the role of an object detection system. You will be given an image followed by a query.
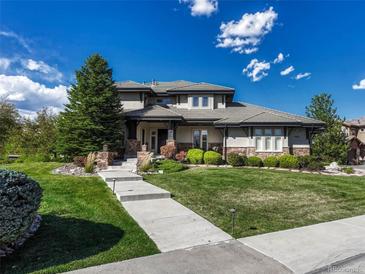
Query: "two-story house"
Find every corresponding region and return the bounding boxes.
[344,117,365,164]
[118,80,324,160]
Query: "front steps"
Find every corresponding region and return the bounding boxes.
[98,157,171,202]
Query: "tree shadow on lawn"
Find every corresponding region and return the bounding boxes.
[0,214,124,274]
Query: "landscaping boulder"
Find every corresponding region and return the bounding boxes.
[0,170,42,257]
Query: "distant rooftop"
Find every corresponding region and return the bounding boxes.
[345,117,365,127]
[116,80,234,94]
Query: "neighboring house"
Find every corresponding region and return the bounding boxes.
[118,80,324,160]
[343,117,365,164]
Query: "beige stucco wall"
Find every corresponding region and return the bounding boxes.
[120,93,144,110]
[176,126,222,143]
[288,128,310,148]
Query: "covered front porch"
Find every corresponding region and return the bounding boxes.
[125,119,224,157]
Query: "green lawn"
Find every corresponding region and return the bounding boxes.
[145,167,365,238]
[0,163,159,274]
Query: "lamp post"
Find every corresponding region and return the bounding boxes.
[113,178,116,194]
[230,208,236,236]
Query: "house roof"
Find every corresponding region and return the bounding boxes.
[115,81,152,91]
[115,80,234,94]
[125,102,325,127]
[345,117,365,127]
[125,105,182,121]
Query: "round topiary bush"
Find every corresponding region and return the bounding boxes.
[227,153,244,167]
[247,156,263,167]
[203,151,222,165]
[187,148,204,164]
[279,154,299,169]
[263,156,279,168]
[0,170,43,257]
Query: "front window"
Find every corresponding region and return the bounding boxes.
[202,96,208,107]
[192,96,199,107]
[192,129,208,150]
[255,128,283,152]
[193,130,201,148]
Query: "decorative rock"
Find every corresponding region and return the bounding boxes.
[325,162,342,173]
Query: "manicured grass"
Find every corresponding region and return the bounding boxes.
[0,162,159,274]
[145,167,365,238]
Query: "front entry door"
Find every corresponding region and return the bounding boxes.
[157,129,168,154]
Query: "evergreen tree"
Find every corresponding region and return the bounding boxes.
[0,100,19,155]
[306,93,348,163]
[57,54,124,158]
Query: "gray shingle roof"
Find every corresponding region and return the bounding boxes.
[125,105,182,120]
[125,102,325,127]
[115,80,234,94]
[116,81,151,90]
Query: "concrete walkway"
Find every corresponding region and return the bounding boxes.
[98,160,232,252]
[239,215,365,273]
[67,240,292,274]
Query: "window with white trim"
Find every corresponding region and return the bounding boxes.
[202,96,209,107]
[254,128,283,152]
[192,129,208,150]
[192,96,199,107]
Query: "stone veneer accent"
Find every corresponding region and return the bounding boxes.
[96,151,114,170]
[126,139,141,157]
[224,147,290,159]
[292,147,310,156]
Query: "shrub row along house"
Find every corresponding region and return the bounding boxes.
[119,80,324,160]
[343,117,365,164]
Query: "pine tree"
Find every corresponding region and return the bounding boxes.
[57,54,124,158]
[306,93,348,164]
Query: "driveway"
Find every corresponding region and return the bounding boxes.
[66,240,292,274]
[239,215,365,273]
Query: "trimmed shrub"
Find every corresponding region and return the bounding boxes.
[342,167,354,174]
[0,170,43,256]
[203,151,222,165]
[73,156,86,167]
[160,143,176,159]
[227,153,244,167]
[156,159,185,173]
[307,160,325,171]
[175,151,187,162]
[247,156,263,167]
[187,149,204,164]
[297,155,312,169]
[279,154,299,169]
[263,156,279,168]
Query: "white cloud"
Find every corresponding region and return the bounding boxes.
[180,0,218,17]
[0,30,31,52]
[216,7,277,54]
[295,72,311,80]
[280,65,295,76]
[273,53,284,64]
[0,58,11,70]
[21,59,63,82]
[243,59,271,82]
[0,74,68,112]
[352,79,365,90]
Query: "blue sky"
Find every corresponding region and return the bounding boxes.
[0,0,364,119]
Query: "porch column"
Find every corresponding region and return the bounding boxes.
[125,120,140,157]
[166,120,177,149]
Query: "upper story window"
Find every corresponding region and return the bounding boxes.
[202,96,209,107]
[192,96,199,107]
[191,96,210,108]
